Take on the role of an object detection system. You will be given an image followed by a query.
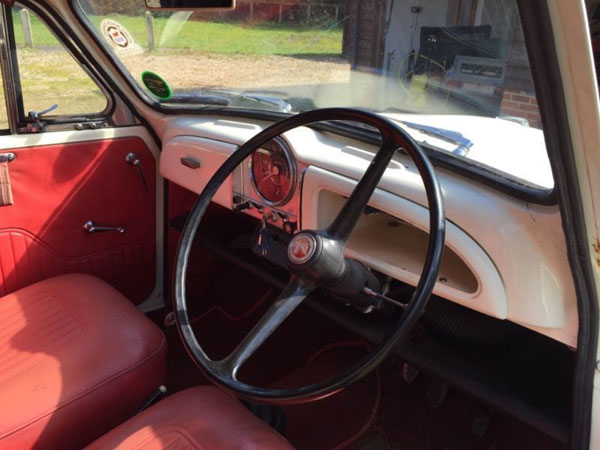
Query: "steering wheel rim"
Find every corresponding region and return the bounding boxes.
[174,107,445,404]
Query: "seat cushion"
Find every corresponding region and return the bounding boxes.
[0,274,166,449]
[86,386,294,450]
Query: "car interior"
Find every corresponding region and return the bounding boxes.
[0,0,596,449]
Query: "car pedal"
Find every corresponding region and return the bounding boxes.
[136,385,167,414]
[243,401,287,435]
[426,379,448,408]
[471,414,491,437]
[402,363,419,383]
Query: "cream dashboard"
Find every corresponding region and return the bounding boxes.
[159,116,577,348]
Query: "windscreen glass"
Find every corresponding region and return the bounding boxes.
[75,0,552,190]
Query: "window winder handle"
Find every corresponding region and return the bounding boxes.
[125,152,149,193]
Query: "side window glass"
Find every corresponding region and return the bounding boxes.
[13,5,108,118]
[0,69,9,130]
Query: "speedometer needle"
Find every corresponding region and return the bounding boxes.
[259,166,282,185]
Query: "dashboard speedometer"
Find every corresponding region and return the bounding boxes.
[250,138,296,205]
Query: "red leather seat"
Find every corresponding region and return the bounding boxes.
[86,386,294,450]
[0,274,166,449]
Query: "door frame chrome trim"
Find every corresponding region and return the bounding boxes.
[0,4,22,134]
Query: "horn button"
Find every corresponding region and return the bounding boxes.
[287,233,317,264]
[286,231,346,285]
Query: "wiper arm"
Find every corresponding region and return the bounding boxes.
[401,121,473,156]
[240,93,292,113]
[169,92,230,106]
[171,88,292,112]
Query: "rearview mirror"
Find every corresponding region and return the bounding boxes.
[145,0,235,10]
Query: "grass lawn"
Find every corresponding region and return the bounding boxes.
[17,49,108,116]
[12,10,342,55]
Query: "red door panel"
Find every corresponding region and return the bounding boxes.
[0,137,156,303]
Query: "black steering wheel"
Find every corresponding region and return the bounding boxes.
[174,108,445,403]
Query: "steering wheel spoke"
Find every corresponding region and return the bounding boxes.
[326,137,399,242]
[220,278,313,379]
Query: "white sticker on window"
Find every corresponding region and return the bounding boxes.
[100,19,143,57]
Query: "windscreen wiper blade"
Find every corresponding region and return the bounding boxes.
[176,88,292,112]
[401,121,473,156]
[240,93,292,113]
[169,92,231,106]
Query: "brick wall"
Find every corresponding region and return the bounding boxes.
[498,7,542,129]
[499,90,541,128]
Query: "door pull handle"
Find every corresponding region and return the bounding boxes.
[83,220,125,234]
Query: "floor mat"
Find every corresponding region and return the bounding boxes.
[180,250,360,387]
[271,341,380,450]
[161,243,564,450]
[163,303,563,450]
